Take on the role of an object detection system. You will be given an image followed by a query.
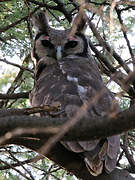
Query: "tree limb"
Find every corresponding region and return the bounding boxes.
[0,58,33,73]
[0,104,135,141]
[88,20,131,74]
[0,92,29,100]
[0,105,60,117]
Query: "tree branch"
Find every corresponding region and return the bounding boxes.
[0,104,135,141]
[27,0,72,22]
[0,105,60,117]
[0,92,30,100]
[0,58,33,73]
[0,7,40,33]
[122,132,135,172]
[88,20,131,74]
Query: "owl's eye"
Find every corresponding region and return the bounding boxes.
[41,40,54,48]
[64,40,78,49]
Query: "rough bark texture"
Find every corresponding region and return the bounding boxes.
[0,104,135,140]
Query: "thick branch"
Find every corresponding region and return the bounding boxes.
[0,92,29,100]
[0,105,135,141]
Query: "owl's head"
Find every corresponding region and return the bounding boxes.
[32,11,89,63]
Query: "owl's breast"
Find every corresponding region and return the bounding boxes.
[31,62,83,109]
[31,57,114,117]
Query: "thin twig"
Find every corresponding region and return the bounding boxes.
[0,58,33,73]
[0,159,32,180]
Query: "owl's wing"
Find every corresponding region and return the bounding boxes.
[56,56,120,176]
[30,56,120,176]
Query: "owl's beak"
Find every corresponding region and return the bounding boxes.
[56,46,62,60]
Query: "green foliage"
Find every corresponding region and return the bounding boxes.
[0,145,76,180]
[119,97,130,110]
[0,0,134,179]
[0,0,32,57]
[0,70,16,92]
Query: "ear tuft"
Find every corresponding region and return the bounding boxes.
[76,14,87,32]
[69,12,87,37]
[32,11,49,34]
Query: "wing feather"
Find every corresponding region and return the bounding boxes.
[30,55,120,176]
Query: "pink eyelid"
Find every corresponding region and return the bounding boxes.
[68,36,77,41]
[43,36,49,40]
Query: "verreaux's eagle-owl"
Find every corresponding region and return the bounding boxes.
[30,11,120,176]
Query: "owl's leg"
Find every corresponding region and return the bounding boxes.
[84,140,108,176]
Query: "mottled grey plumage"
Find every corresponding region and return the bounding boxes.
[30,11,120,176]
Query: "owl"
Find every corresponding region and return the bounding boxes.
[30,11,120,176]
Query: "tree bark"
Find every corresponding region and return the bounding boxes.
[0,105,135,179]
[0,104,135,140]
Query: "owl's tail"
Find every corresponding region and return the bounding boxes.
[84,140,108,176]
